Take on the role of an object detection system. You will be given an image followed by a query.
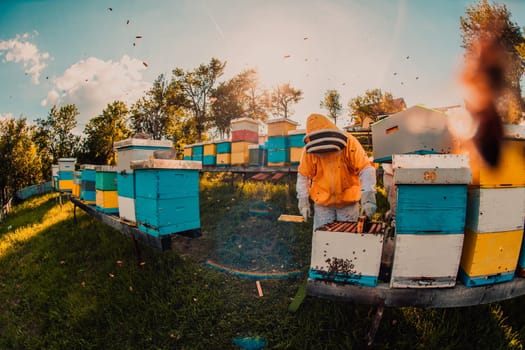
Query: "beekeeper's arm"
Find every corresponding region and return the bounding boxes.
[359,165,377,219]
[296,173,311,221]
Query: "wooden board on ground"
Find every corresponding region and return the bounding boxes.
[278,214,304,223]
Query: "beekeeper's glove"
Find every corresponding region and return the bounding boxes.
[361,191,377,219]
[298,197,311,222]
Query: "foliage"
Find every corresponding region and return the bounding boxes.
[172,58,226,142]
[211,69,268,139]
[320,89,343,126]
[80,101,132,165]
[348,88,405,126]
[460,0,525,124]
[265,83,303,119]
[130,74,178,140]
[0,118,43,204]
[33,104,81,170]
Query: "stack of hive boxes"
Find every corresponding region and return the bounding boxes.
[72,170,81,198]
[192,143,204,163]
[51,164,59,191]
[113,138,173,224]
[202,142,217,167]
[95,165,118,214]
[131,159,202,237]
[231,117,259,166]
[58,158,76,192]
[183,145,192,160]
[215,140,231,167]
[288,129,306,165]
[80,165,96,205]
[459,124,525,286]
[266,118,298,166]
[389,154,471,288]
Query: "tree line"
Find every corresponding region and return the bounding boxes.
[1,0,524,206]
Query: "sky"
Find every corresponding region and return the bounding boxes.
[1,0,525,134]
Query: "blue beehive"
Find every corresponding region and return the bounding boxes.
[80,164,97,204]
[216,140,231,154]
[389,154,472,288]
[131,159,202,237]
[266,135,290,165]
[192,143,204,162]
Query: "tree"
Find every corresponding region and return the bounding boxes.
[460,0,525,123]
[81,101,132,165]
[171,58,226,142]
[348,89,405,125]
[266,83,303,119]
[210,69,268,139]
[0,117,43,204]
[130,74,176,140]
[320,89,342,125]
[33,104,81,175]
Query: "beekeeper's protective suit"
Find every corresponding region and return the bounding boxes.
[296,114,377,230]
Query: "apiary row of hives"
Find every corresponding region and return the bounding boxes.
[309,107,525,289]
[54,138,202,239]
[183,117,306,167]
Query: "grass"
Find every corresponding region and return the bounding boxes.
[0,177,524,349]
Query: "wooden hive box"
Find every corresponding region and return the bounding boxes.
[80,165,96,204]
[459,124,525,188]
[131,159,202,237]
[95,189,119,214]
[183,145,193,160]
[309,221,384,287]
[231,117,259,133]
[390,154,471,288]
[215,140,231,154]
[465,187,525,233]
[58,157,76,172]
[459,229,523,286]
[371,105,458,163]
[52,164,59,190]
[266,118,298,137]
[113,138,172,173]
[95,166,117,191]
[58,170,74,192]
[216,153,231,167]
[248,144,267,166]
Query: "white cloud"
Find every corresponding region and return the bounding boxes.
[0,33,50,84]
[42,55,151,129]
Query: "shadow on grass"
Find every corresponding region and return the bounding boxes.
[0,191,524,349]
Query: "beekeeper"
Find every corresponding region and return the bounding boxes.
[296,113,377,229]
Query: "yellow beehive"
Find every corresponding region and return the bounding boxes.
[290,147,303,164]
[460,124,525,187]
[203,142,217,156]
[183,145,193,158]
[231,141,255,154]
[231,151,249,165]
[459,228,523,286]
[59,179,74,192]
[266,118,299,137]
[216,153,231,166]
[96,190,119,213]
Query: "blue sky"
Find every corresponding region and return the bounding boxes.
[1,0,525,133]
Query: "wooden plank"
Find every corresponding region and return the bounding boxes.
[393,154,470,169]
[306,278,525,308]
[131,159,202,170]
[71,197,173,251]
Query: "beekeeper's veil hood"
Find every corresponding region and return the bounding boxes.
[303,113,347,153]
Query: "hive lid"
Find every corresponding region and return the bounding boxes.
[58,157,76,162]
[80,164,97,170]
[95,165,117,172]
[113,138,173,150]
[288,129,306,135]
[130,159,202,170]
[266,118,299,125]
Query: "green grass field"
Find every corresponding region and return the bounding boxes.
[0,175,524,349]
